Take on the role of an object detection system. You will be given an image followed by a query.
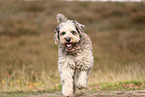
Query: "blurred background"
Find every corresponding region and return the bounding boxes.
[0,0,145,92]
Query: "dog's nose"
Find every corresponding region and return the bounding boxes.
[65,38,71,42]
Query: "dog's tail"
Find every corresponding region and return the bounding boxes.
[57,14,67,23]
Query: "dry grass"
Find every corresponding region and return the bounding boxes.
[0,0,145,92]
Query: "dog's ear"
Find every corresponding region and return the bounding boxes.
[73,20,85,33]
[57,14,67,24]
[54,26,60,45]
[79,23,85,32]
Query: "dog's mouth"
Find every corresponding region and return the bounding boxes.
[65,43,75,50]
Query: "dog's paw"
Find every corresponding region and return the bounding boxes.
[62,89,74,97]
[76,84,87,90]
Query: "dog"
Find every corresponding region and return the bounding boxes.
[54,14,94,96]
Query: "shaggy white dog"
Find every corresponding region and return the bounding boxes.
[54,14,94,96]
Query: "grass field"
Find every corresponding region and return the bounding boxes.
[0,0,145,93]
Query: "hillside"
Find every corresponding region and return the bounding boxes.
[0,1,145,92]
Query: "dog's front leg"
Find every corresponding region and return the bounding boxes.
[59,67,74,96]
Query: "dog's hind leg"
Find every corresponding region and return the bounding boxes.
[76,69,91,89]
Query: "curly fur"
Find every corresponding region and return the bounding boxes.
[54,14,94,96]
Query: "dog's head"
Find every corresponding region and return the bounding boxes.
[54,14,85,50]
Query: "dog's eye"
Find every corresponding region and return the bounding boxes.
[71,31,77,35]
[60,32,66,35]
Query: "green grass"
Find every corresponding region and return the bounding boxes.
[0,0,145,92]
[1,80,144,97]
[98,80,145,90]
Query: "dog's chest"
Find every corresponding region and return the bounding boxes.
[58,42,92,71]
[66,54,88,71]
[65,44,82,55]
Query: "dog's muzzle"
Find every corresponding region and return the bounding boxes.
[64,38,73,50]
[64,38,79,51]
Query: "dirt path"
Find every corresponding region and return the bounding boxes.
[2,90,145,97]
[77,90,145,97]
[40,90,145,97]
